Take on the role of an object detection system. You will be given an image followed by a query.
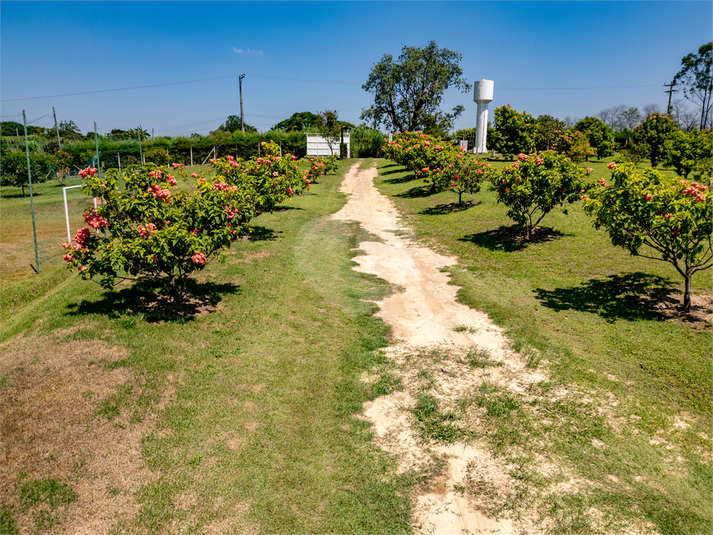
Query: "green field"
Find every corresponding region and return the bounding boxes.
[373,156,712,534]
[1,157,711,534]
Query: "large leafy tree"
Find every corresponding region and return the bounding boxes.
[674,42,713,130]
[535,115,565,152]
[273,111,320,132]
[361,41,471,135]
[214,116,257,135]
[574,117,615,159]
[631,113,679,168]
[664,129,713,178]
[489,105,537,159]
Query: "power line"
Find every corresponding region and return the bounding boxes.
[0,74,247,102]
[499,84,660,91]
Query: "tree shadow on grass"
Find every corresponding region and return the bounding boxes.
[534,272,679,323]
[66,280,240,322]
[246,226,282,241]
[383,172,417,184]
[378,163,399,170]
[420,200,481,216]
[271,205,304,212]
[1,192,42,199]
[459,225,567,252]
[395,184,439,199]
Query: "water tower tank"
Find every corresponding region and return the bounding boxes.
[474,79,494,103]
[473,79,494,154]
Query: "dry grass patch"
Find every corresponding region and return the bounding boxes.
[0,332,175,533]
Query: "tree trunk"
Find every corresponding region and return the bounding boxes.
[683,272,692,313]
[458,191,463,206]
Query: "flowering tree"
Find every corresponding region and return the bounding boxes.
[430,150,495,205]
[583,163,712,312]
[552,130,596,163]
[211,141,309,213]
[490,151,587,239]
[62,165,256,300]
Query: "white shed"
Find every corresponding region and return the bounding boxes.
[306,133,350,158]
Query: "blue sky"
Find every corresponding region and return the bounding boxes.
[1,1,710,137]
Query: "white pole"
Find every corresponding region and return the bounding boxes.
[63,185,82,242]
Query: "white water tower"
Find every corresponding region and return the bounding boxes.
[473,79,494,154]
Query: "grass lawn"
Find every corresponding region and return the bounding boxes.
[1,160,415,533]
[374,156,712,534]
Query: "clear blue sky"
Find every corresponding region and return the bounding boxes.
[1,1,710,137]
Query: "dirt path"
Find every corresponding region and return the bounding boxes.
[332,162,523,534]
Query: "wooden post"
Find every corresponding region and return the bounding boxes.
[53,107,62,149]
[190,146,193,166]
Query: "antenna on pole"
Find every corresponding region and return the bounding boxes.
[239,74,246,134]
[664,80,679,116]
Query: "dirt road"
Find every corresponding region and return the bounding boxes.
[332,162,522,534]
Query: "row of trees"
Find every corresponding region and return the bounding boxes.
[63,142,312,299]
[488,106,711,178]
[382,132,711,312]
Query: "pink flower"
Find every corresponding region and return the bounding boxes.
[696,193,706,202]
[536,157,544,164]
[664,213,673,219]
[607,162,616,169]
[63,253,73,262]
[272,172,279,177]
[168,175,177,186]
[191,252,206,265]
[580,195,588,200]
[644,194,652,201]
[74,228,91,247]
[597,178,608,187]
[191,173,198,178]
[79,266,87,272]
[586,168,594,173]
[83,211,108,230]
[518,153,528,161]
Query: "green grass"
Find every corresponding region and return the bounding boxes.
[1,161,414,533]
[374,157,712,534]
[20,478,77,508]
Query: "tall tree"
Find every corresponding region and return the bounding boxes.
[489,105,537,158]
[213,116,257,135]
[674,42,713,130]
[631,113,679,168]
[574,117,615,159]
[361,41,471,134]
[273,111,320,132]
[535,115,566,152]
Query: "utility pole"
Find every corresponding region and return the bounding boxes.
[53,107,62,150]
[664,80,679,116]
[239,74,246,134]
